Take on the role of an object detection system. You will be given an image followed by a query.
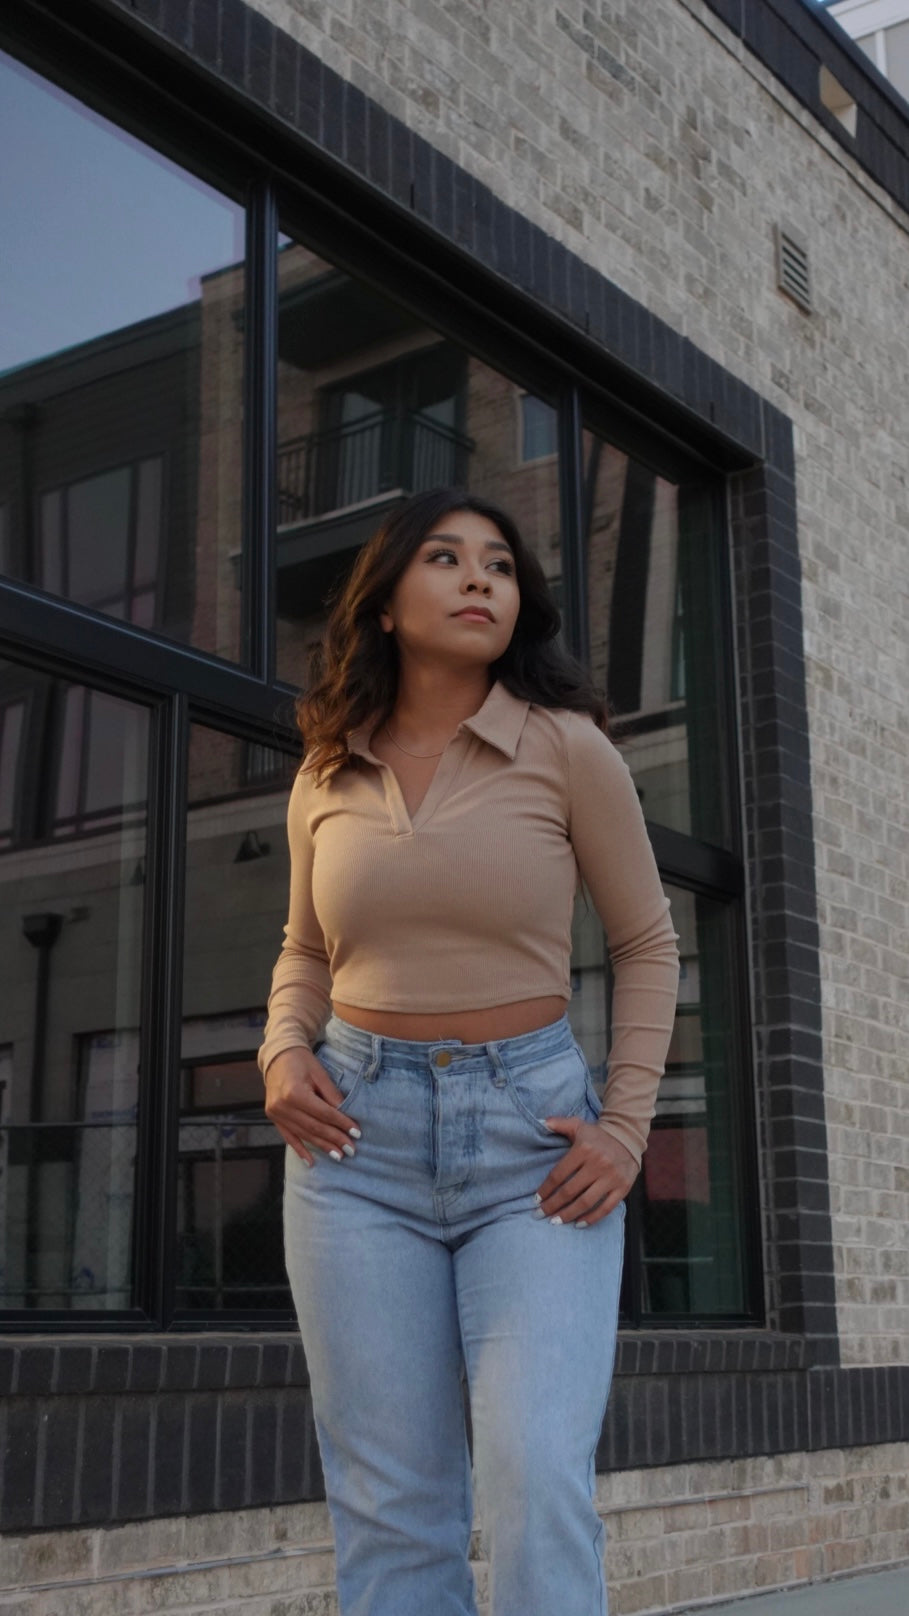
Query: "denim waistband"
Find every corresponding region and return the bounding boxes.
[322,1010,575,1073]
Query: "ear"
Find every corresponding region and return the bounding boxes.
[378,606,394,633]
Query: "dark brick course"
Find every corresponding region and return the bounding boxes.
[0,1345,903,1528]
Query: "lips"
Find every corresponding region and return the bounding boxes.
[453,607,495,622]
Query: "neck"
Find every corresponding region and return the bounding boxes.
[389,661,493,741]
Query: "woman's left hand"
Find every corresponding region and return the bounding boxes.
[535,1117,639,1227]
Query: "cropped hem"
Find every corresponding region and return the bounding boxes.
[327,985,572,1015]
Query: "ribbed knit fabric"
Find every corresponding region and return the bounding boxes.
[258,681,680,1165]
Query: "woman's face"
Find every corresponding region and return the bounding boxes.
[379,509,521,669]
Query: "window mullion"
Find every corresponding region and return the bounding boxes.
[243,177,278,684]
[132,692,188,1324]
[557,384,588,668]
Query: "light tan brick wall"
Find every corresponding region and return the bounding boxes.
[2,1444,907,1613]
[597,1443,909,1611]
[246,0,909,1367]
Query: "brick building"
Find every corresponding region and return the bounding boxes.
[824,0,909,99]
[0,0,907,1610]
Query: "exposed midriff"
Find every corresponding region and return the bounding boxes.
[331,995,569,1043]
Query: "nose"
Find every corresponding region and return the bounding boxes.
[463,560,492,595]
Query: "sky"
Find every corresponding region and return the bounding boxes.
[0,50,245,376]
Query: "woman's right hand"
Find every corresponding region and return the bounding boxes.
[263,1046,361,1167]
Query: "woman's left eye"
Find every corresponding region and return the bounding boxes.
[425,548,513,577]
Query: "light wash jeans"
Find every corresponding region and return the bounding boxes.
[283,1012,625,1616]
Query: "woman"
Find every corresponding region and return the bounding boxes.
[260,487,679,1616]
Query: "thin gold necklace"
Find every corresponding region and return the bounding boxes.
[384,722,452,759]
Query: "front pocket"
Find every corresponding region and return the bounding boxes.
[503,1044,599,1135]
[313,1043,368,1115]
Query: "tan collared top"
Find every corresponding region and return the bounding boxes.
[258,681,680,1164]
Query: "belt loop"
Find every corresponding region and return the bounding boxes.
[365,1032,382,1083]
[487,1040,508,1089]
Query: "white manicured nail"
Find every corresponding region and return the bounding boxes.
[348,1127,362,1139]
[577,1220,588,1229]
[533,1209,546,1219]
[533,1192,542,1205]
[342,1143,356,1157]
[329,1149,343,1162]
[549,1216,563,1226]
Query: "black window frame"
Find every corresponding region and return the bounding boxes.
[0,0,763,1333]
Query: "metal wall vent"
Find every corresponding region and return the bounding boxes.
[775,224,812,314]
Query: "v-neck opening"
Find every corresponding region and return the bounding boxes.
[368,734,471,836]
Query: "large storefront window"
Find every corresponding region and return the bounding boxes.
[0,38,758,1329]
[0,50,246,663]
[0,659,149,1312]
[566,426,746,1320]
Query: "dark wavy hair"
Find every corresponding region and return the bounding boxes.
[297,487,606,779]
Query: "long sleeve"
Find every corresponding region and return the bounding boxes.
[565,713,680,1166]
[257,768,333,1079]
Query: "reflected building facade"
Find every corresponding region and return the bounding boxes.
[1,145,746,1323]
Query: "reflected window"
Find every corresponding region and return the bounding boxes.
[274,233,561,685]
[0,660,149,1313]
[0,698,25,848]
[284,344,470,522]
[176,1018,288,1313]
[0,50,246,663]
[40,458,162,626]
[54,687,148,837]
[179,724,297,1316]
[520,393,558,462]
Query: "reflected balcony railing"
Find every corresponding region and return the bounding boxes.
[277,409,474,527]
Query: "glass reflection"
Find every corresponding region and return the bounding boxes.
[179,724,298,1312]
[639,885,746,1317]
[583,429,729,848]
[570,879,747,1318]
[0,51,245,662]
[274,237,560,686]
[0,659,149,1311]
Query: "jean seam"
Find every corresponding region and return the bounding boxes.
[451,1249,478,1614]
[587,1205,625,1616]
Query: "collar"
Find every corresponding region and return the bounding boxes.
[347,680,530,762]
[458,679,530,759]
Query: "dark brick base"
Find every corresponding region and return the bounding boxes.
[2,1336,908,1530]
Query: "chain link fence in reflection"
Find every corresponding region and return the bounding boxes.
[0,1120,136,1307]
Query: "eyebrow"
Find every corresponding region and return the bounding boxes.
[423,532,513,554]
